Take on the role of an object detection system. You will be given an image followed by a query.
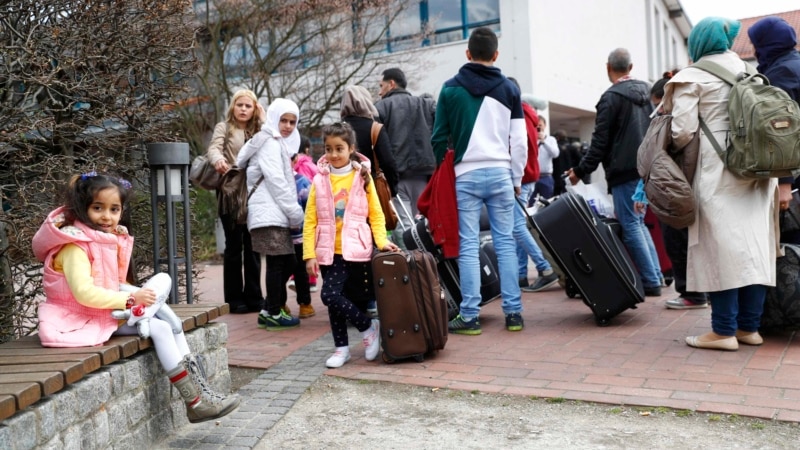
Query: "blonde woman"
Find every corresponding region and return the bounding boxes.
[206,89,265,314]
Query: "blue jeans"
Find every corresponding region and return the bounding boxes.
[533,174,554,199]
[456,167,522,319]
[708,285,767,336]
[516,182,550,278]
[610,180,662,288]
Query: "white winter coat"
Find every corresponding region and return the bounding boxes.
[665,51,778,292]
[236,98,304,231]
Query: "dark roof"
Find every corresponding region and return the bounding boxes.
[732,10,800,60]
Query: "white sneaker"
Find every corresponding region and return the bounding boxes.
[325,349,351,368]
[362,320,380,361]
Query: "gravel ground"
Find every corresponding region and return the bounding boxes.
[228,368,799,449]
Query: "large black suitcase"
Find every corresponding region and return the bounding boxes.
[532,192,645,325]
[403,214,501,320]
[761,243,800,333]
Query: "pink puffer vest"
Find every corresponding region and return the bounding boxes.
[313,154,374,265]
[32,207,134,347]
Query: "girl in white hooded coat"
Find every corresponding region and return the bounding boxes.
[237,98,305,331]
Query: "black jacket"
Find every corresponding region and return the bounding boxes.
[574,79,653,189]
[342,115,399,196]
[375,88,436,176]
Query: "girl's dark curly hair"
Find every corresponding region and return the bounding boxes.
[63,171,132,230]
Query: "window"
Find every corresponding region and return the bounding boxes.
[423,0,500,46]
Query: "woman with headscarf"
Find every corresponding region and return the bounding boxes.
[664,17,778,350]
[340,85,399,197]
[748,16,800,245]
[237,98,306,331]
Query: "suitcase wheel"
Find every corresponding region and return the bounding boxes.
[381,352,396,364]
[595,317,611,327]
[413,355,425,363]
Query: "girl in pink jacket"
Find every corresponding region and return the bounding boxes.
[32,172,238,423]
[302,122,400,368]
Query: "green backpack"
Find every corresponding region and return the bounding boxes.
[693,60,800,179]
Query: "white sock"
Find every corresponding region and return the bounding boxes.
[260,309,269,316]
[541,269,554,277]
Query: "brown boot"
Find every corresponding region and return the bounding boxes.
[167,357,240,423]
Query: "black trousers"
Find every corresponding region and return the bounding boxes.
[291,243,311,306]
[220,213,263,310]
[265,253,296,316]
[320,255,374,347]
[661,224,707,302]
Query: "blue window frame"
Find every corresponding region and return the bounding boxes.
[422,0,500,46]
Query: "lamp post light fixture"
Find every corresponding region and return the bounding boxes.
[146,142,193,304]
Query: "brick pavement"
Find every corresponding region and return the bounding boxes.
[167,261,800,448]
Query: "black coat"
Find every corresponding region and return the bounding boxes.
[573,79,653,189]
[342,115,399,196]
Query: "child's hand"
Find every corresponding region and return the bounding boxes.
[306,258,319,278]
[133,288,156,307]
[381,242,400,252]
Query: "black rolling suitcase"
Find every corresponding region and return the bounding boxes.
[402,207,501,320]
[532,192,645,325]
[372,249,448,363]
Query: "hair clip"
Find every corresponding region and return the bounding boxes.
[118,178,132,190]
[80,171,97,181]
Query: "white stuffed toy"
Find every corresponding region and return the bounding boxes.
[111,273,183,338]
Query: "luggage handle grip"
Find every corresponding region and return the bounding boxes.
[572,249,593,274]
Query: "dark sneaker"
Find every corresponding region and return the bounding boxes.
[665,297,708,310]
[259,311,300,331]
[448,314,481,335]
[505,313,524,331]
[518,277,530,288]
[644,286,662,297]
[522,272,559,292]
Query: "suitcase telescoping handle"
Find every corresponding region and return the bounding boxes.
[393,195,416,231]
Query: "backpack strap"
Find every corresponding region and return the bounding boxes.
[691,59,757,164]
[370,121,383,173]
[699,118,727,162]
[692,60,760,85]
[248,175,264,200]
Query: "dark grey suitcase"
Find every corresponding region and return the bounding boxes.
[532,192,645,325]
[403,213,501,320]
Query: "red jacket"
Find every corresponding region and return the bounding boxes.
[521,103,540,184]
[417,150,459,258]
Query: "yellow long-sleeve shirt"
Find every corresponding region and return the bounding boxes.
[302,170,389,261]
[55,244,130,310]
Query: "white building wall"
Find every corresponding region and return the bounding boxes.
[374,0,690,144]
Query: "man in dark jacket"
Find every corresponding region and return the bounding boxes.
[748,16,800,244]
[566,48,663,296]
[376,68,436,217]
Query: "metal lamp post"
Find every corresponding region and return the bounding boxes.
[146,142,193,304]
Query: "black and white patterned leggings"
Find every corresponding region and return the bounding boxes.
[320,255,374,347]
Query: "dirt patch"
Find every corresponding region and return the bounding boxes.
[253,375,799,449]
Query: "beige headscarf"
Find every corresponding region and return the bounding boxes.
[340,85,378,119]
